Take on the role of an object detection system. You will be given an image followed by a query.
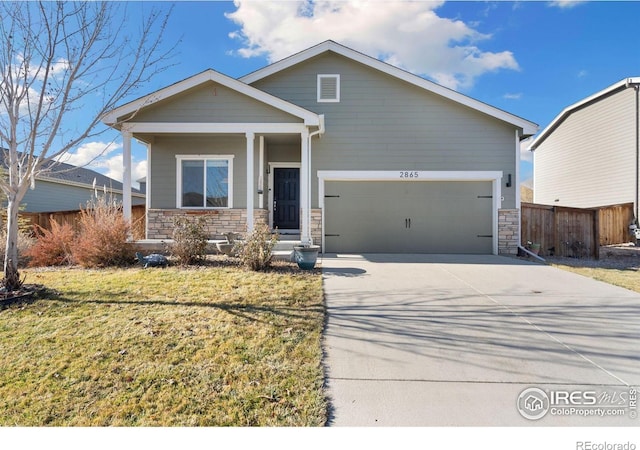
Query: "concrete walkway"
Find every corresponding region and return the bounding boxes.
[321,254,640,426]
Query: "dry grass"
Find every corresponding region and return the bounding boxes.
[0,263,326,426]
[548,245,640,294]
[551,264,640,294]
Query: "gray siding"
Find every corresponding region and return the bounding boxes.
[17,180,144,213]
[251,52,518,209]
[265,141,300,163]
[133,81,303,124]
[149,137,303,211]
[534,88,636,208]
[149,134,256,209]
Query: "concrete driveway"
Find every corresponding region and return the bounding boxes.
[321,254,640,426]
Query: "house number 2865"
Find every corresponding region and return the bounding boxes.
[400,171,419,179]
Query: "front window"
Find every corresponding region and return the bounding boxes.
[177,155,234,208]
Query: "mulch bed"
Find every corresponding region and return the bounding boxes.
[0,284,47,308]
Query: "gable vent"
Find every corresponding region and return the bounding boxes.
[317,74,340,103]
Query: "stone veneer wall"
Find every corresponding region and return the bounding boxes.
[310,209,322,248]
[147,209,269,240]
[498,208,520,255]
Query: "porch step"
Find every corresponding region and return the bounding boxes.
[273,240,302,251]
[272,239,301,262]
[130,239,301,261]
[272,250,295,262]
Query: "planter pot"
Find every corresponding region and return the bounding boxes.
[529,243,541,255]
[293,245,320,270]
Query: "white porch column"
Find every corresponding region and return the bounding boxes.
[300,128,311,245]
[246,132,255,233]
[122,128,132,225]
[258,136,265,209]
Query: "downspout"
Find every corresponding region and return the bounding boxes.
[635,83,639,227]
[306,114,325,245]
[518,244,546,263]
[626,79,640,228]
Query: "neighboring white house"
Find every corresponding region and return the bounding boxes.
[529,77,640,221]
[104,41,538,255]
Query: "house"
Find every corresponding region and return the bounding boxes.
[528,78,640,222]
[524,395,544,413]
[103,41,538,255]
[0,154,145,213]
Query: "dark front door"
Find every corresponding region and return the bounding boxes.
[273,167,300,230]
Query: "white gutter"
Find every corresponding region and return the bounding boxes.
[306,115,325,245]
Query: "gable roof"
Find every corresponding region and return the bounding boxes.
[39,160,144,196]
[240,40,538,138]
[529,77,640,151]
[0,151,143,195]
[102,69,321,127]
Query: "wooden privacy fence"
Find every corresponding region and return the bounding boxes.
[521,202,635,259]
[20,204,146,241]
[598,202,635,245]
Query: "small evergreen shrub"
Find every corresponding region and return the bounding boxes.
[169,216,208,265]
[72,195,133,268]
[25,220,75,267]
[234,223,278,271]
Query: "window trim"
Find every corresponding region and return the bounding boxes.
[176,154,234,209]
[317,74,340,103]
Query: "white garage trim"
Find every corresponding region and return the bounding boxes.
[317,170,503,255]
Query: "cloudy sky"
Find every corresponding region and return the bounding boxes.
[60,0,640,186]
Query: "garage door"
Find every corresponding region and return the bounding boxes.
[324,180,493,254]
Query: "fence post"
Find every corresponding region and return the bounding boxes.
[552,206,559,257]
[593,209,600,259]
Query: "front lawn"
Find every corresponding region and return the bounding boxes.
[0,263,326,426]
[551,262,640,294]
[548,248,640,294]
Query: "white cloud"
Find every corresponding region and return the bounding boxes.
[548,1,586,9]
[58,141,120,167]
[16,53,70,81]
[134,160,147,184]
[46,58,71,79]
[504,92,523,100]
[59,141,147,187]
[226,0,519,90]
[520,137,534,163]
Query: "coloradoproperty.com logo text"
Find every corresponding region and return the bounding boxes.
[517,386,637,421]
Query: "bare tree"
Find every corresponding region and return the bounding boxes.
[0,1,175,290]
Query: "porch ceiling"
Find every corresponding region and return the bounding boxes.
[264,134,301,145]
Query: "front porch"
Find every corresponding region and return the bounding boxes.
[133,208,323,257]
[132,235,303,262]
[102,69,325,251]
